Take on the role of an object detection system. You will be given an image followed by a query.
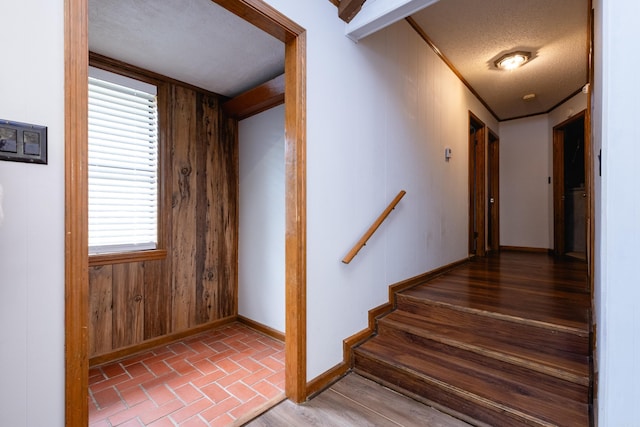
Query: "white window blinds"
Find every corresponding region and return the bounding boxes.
[88,68,159,255]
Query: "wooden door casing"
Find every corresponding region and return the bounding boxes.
[553,110,587,257]
[469,112,486,257]
[66,2,308,424]
[488,129,500,252]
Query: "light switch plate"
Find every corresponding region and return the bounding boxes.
[0,119,47,164]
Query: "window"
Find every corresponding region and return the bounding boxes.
[88,67,159,255]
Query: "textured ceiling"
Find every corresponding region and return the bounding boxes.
[89,0,285,98]
[90,0,588,120]
[410,0,589,120]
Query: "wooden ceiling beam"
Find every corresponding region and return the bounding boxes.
[222,73,285,120]
[339,0,367,23]
[210,0,304,42]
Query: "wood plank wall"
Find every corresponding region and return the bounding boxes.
[89,76,238,359]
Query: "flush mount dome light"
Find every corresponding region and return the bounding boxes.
[495,51,531,71]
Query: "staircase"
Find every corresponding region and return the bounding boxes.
[352,252,591,427]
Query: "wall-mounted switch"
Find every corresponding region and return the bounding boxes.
[445,147,452,161]
[0,119,47,164]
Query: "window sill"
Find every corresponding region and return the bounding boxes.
[89,249,167,266]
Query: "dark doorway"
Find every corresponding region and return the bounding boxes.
[487,129,500,253]
[553,111,586,259]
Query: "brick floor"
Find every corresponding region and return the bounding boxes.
[89,322,285,426]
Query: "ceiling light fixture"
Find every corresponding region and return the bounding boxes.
[495,51,531,71]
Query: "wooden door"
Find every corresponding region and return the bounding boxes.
[469,113,486,257]
[553,128,565,255]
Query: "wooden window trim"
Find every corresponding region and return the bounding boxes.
[88,249,168,267]
[88,55,171,266]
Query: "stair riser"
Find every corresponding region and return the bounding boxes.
[377,321,589,403]
[354,341,589,426]
[354,353,551,427]
[396,296,589,358]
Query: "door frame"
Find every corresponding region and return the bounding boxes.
[64,1,307,425]
[552,110,587,257]
[487,129,500,253]
[469,112,486,257]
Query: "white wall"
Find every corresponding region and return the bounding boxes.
[498,92,587,250]
[548,93,588,129]
[592,0,604,420]
[499,115,551,249]
[0,1,65,426]
[10,2,631,425]
[594,0,640,424]
[263,0,497,380]
[238,105,286,332]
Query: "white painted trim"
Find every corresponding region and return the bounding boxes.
[345,0,439,42]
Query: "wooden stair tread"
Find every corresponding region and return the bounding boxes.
[355,336,589,426]
[399,283,589,331]
[381,309,589,382]
[396,293,589,335]
[396,294,589,360]
[443,269,588,294]
[444,260,587,281]
[398,261,590,330]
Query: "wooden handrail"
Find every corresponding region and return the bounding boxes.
[342,190,407,264]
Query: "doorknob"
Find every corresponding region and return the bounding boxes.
[490,198,495,203]
[582,193,587,198]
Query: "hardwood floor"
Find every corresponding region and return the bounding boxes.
[245,373,471,427]
[401,251,590,329]
[353,251,591,427]
[247,252,591,427]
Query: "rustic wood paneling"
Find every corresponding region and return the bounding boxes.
[215,104,239,318]
[195,93,216,324]
[195,93,239,323]
[89,265,113,356]
[112,262,145,348]
[171,85,199,332]
[87,72,239,361]
[143,259,171,340]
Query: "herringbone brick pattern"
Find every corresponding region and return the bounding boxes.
[89,322,285,426]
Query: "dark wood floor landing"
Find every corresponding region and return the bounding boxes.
[403,252,590,329]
